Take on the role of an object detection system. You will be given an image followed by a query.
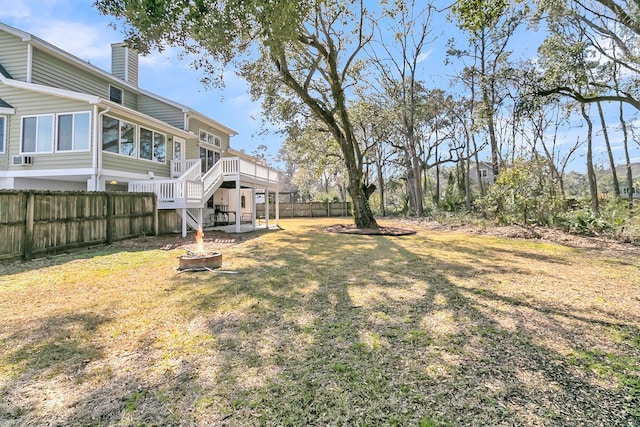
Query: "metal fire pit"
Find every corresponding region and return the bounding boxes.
[178,252,222,271]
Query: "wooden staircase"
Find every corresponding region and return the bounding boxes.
[128,157,279,234]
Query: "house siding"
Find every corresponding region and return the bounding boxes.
[0,31,28,80]
[111,45,126,80]
[31,47,137,109]
[102,151,171,177]
[137,94,184,129]
[188,116,229,158]
[126,49,138,85]
[0,85,94,171]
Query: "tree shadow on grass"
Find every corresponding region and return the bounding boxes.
[167,229,640,425]
[2,225,638,426]
[0,312,109,422]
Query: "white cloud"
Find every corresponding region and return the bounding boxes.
[416,49,433,63]
[0,1,31,18]
[227,95,251,108]
[36,20,113,62]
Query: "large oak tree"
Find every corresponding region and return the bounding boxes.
[95,0,379,228]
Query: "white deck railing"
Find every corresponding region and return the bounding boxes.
[171,159,201,178]
[129,157,278,210]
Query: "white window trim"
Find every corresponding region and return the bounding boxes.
[21,114,54,154]
[20,111,92,155]
[109,84,124,105]
[56,111,92,153]
[0,116,6,154]
[199,128,221,147]
[102,115,167,164]
[139,126,167,164]
[173,137,184,161]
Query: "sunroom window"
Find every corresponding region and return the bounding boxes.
[102,115,136,157]
[140,127,166,163]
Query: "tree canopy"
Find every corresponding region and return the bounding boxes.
[96,0,379,228]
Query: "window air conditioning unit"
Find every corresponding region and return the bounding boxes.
[12,155,33,166]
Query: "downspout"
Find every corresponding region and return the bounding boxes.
[95,106,111,191]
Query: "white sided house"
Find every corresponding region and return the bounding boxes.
[0,22,279,235]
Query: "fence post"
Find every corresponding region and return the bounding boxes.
[24,191,35,261]
[152,193,159,236]
[106,193,114,244]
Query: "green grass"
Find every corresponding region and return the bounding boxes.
[1,218,639,426]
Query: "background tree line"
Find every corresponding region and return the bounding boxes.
[98,0,639,231]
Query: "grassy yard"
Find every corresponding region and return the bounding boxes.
[1,218,639,426]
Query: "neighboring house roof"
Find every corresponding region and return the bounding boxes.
[615,162,640,177]
[470,161,493,170]
[0,21,238,136]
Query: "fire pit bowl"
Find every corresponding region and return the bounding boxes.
[178,251,222,271]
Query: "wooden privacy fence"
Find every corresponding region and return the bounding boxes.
[0,191,159,262]
[256,201,351,218]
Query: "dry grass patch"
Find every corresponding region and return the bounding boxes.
[1,218,639,426]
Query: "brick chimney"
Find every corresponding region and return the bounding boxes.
[111,43,139,86]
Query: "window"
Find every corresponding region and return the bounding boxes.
[109,85,123,104]
[199,128,221,147]
[57,112,90,151]
[480,169,488,178]
[102,116,119,153]
[102,115,136,157]
[102,115,166,163]
[0,116,5,153]
[241,195,246,209]
[22,115,54,153]
[120,121,136,157]
[199,147,221,173]
[154,132,166,163]
[139,126,166,163]
[173,139,182,161]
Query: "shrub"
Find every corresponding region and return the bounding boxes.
[479,158,564,226]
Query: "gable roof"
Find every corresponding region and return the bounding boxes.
[0,96,14,114]
[0,21,238,136]
[0,63,11,78]
[0,73,193,138]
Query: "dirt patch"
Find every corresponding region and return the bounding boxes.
[108,231,248,252]
[324,224,416,236]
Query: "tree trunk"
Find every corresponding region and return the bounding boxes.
[412,153,424,216]
[597,101,620,197]
[480,34,499,181]
[581,103,599,212]
[619,101,634,211]
[376,160,386,216]
[348,178,377,228]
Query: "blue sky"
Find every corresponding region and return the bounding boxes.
[1,0,638,172]
[1,0,270,156]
